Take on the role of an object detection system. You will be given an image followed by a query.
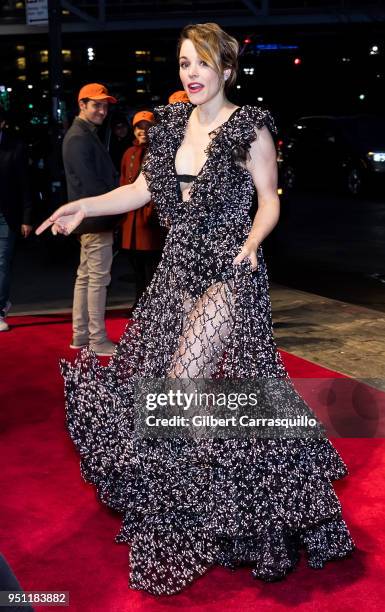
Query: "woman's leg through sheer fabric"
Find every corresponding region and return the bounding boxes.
[166,280,235,378]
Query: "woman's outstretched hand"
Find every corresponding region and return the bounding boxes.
[35,202,86,236]
[233,239,259,271]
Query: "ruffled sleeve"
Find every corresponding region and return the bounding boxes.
[141,102,193,189]
[141,103,193,225]
[140,105,173,210]
[218,105,278,165]
[141,105,167,197]
[242,105,277,139]
[253,106,277,133]
[145,105,171,149]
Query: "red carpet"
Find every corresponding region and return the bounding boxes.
[0,311,384,611]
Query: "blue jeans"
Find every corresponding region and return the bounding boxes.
[0,212,16,317]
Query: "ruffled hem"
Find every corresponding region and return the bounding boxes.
[61,347,355,595]
[221,516,355,580]
[115,514,354,595]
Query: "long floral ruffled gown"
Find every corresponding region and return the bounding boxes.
[61,102,355,595]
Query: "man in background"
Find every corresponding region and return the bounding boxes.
[62,83,120,356]
[0,106,33,332]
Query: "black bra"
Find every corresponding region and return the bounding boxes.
[176,174,197,183]
[175,108,242,186]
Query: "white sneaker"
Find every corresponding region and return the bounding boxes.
[0,317,10,332]
[69,336,89,349]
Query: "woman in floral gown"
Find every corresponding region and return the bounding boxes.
[37,23,355,596]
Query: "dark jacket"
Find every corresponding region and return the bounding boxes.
[62,117,120,233]
[109,133,132,172]
[0,129,33,231]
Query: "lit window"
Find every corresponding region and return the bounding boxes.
[135,50,151,61]
[17,57,26,70]
[62,49,72,62]
[40,50,49,63]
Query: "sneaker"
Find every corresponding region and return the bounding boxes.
[0,317,9,332]
[69,337,89,349]
[90,340,116,356]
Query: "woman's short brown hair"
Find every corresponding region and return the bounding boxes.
[177,23,239,91]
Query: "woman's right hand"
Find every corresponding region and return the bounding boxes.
[35,201,86,236]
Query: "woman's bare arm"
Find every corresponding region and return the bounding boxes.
[233,125,280,269]
[82,172,150,217]
[36,172,151,235]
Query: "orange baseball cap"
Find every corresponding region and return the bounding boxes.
[132,110,155,126]
[78,83,117,104]
[168,90,190,104]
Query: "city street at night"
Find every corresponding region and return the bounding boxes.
[272,188,385,312]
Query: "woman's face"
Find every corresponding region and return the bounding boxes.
[134,121,151,145]
[179,39,223,105]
